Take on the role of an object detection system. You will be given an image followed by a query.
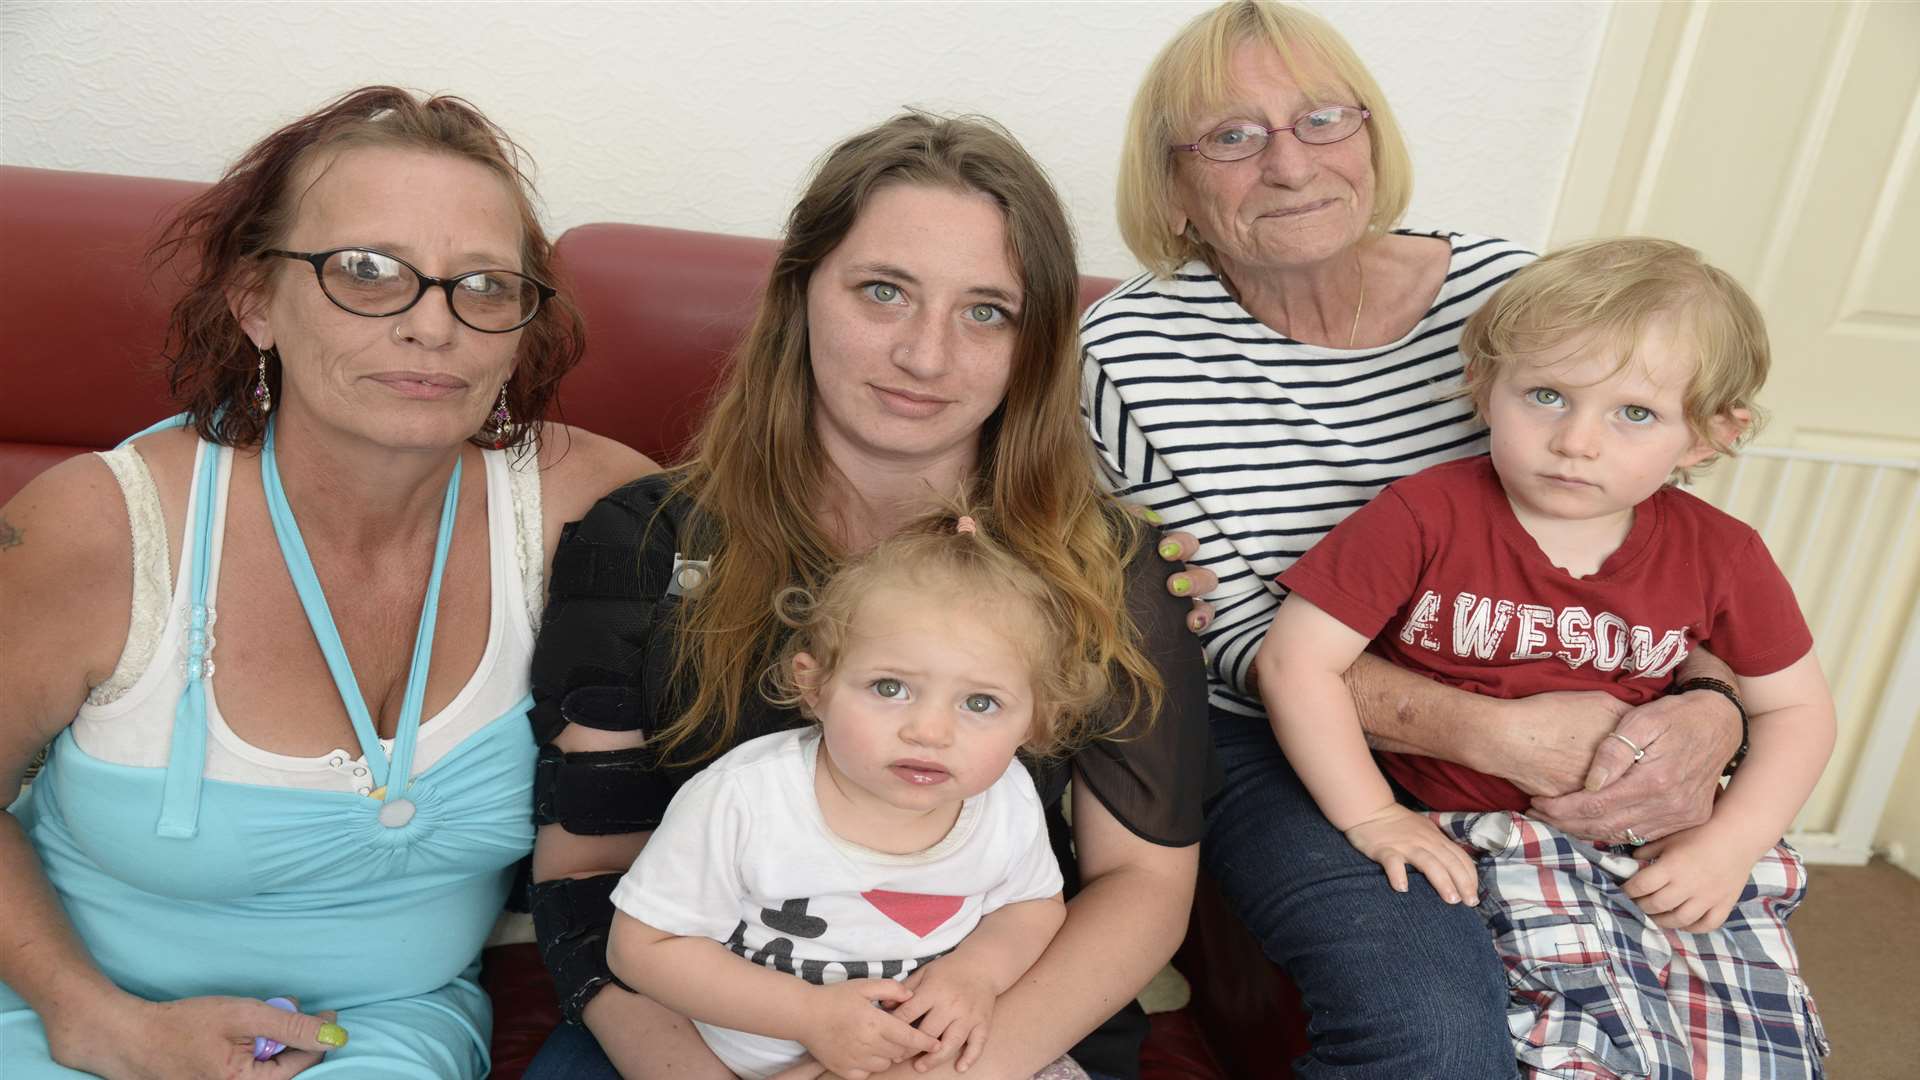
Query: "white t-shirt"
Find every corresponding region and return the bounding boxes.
[611,726,1063,1080]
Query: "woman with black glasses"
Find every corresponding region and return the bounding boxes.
[0,86,650,1079]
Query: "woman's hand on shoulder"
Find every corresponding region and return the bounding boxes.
[48,991,346,1080]
[1150,529,1218,636]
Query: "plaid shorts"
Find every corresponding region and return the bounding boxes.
[1432,811,1831,1079]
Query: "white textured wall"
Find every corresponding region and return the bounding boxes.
[0,0,1609,277]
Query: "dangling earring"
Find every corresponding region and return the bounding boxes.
[251,349,273,415]
[483,384,511,447]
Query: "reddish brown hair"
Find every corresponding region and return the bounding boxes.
[151,85,583,450]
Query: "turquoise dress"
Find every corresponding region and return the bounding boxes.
[1,432,537,1077]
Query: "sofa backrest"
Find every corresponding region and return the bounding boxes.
[548,222,775,465]
[0,165,1122,504]
[0,166,206,502]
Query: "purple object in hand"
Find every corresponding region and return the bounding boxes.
[252,996,297,1061]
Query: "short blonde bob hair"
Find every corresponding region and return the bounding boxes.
[767,504,1110,760]
[1460,236,1770,465]
[1117,0,1414,276]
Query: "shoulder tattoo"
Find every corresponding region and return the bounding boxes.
[0,513,21,552]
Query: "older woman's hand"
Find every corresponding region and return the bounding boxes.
[49,992,344,1080]
[1529,689,1743,845]
[1153,530,1219,634]
[1482,690,1631,798]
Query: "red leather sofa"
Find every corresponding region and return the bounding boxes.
[1,164,1306,1078]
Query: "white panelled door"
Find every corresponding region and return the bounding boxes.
[1552,0,1920,866]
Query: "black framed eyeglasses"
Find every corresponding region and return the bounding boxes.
[260,247,555,333]
[1172,105,1371,162]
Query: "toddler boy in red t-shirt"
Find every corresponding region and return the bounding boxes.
[1258,238,1833,1077]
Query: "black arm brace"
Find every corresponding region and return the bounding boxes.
[529,873,634,1024]
[530,480,693,836]
[529,476,701,1020]
[532,742,673,834]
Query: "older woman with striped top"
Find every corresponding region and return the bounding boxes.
[1082,3,1749,1075]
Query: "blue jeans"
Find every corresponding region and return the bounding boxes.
[522,1022,1127,1080]
[1203,710,1518,1079]
[524,1021,621,1080]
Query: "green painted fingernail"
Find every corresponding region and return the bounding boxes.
[1158,540,1183,560]
[1171,576,1191,596]
[317,1023,349,1048]
[1142,508,1163,524]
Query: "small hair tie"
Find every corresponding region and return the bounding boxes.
[955,515,977,535]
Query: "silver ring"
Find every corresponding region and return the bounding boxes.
[1624,826,1648,847]
[1607,731,1647,762]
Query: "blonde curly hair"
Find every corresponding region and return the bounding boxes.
[765,504,1110,760]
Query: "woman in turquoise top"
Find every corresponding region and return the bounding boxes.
[0,87,650,1079]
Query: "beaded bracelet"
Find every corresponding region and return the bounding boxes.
[1673,675,1749,776]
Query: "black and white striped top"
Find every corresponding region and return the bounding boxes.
[1080,231,1535,717]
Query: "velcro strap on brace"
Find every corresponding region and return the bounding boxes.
[530,873,634,1024]
[562,685,649,731]
[531,682,652,745]
[533,743,671,834]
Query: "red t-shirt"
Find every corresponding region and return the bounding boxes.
[1276,455,1812,812]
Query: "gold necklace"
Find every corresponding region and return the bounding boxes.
[1220,253,1368,346]
[1347,252,1367,348]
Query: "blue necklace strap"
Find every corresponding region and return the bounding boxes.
[117,412,193,449]
[119,407,259,449]
[385,457,462,793]
[156,439,224,838]
[259,420,461,799]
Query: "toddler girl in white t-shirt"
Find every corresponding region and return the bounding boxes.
[609,508,1108,1080]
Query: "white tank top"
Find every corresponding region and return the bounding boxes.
[72,439,545,794]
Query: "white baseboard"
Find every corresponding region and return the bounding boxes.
[1785,830,1874,866]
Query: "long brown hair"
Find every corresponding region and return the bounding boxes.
[151,85,583,451]
[658,111,1161,762]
